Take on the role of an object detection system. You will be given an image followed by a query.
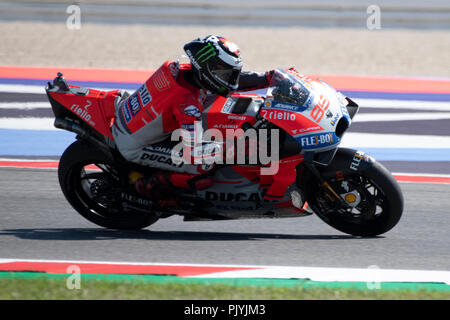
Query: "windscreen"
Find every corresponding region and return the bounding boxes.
[268,69,311,106]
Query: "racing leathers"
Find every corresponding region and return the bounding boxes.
[111,60,272,175]
[112,60,301,202]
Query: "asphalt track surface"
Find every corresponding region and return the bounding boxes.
[0,167,449,271]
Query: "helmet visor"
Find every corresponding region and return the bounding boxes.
[211,68,241,87]
[210,60,241,89]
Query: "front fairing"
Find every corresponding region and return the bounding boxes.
[262,69,352,156]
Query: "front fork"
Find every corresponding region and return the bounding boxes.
[301,160,348,207]
[298,150,356,211]
[298,148,379,212]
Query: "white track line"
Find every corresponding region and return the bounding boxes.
[340,132,450,149]
[0,84,46,94]
[1,118,449,150]
[189,265,450,285]
[0,102,50,109]
[0,117,57,130]
[0,258,448,285]
[394,172,450,177]
[0,84,114,94]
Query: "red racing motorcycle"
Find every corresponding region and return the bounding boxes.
[46,68,403,236]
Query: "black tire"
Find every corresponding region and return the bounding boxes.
[301,148,404,237]
[58,140,159,230]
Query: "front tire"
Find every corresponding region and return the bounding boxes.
[300,148,404,236]
[58,140,159,230]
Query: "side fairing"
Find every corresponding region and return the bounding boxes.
[263,72,351,153]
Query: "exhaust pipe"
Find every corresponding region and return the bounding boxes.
[54,118,112,156]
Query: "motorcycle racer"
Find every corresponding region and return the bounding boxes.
[111,35,274,199]
[47,41,404,235]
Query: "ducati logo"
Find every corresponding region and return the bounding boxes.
[205,191,262,202]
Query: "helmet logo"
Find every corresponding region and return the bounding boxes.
[196,42,217,63]
[218,37,240,57]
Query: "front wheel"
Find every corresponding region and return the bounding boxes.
[300,148,404,236]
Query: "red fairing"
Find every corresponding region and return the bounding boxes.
[231,155,304,202]
[50,86,118,139]
[205,93,258,138]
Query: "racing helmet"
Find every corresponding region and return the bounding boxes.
[184,35,242,97]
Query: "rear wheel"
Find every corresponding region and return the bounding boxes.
[58,140,159,230]
[300,149,404,236]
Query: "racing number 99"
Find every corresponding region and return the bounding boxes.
[310,95,330,123]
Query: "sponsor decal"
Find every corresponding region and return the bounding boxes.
[70,100,95,126]
[350,151,365,171]
[184,105,201,118]
[196,42,217,63]
[138,85,152,107]
[181,123,195,131]
[291,125,323,135]
[142,145,182,157]
[140,153,184,168]
[221,98,235,113]
[121,192,151,207]
[299,132,336,149]
[344,193,357,203]
[270,101,308,112]
[213,124,238,129]
[186,49,201,70]
[330,113,340,126]
[261,109,296,121]
[228,115,247,121]
[84,100,91,110]
[350,151,374,171]
[122,101,132,123]
[127,93,142,117]
[205,191,262,202]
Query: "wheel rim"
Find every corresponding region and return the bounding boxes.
[315,173,389,226]
[72,161,124,219]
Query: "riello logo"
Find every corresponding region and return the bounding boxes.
[261,109,296,121]
[71,101,92,123]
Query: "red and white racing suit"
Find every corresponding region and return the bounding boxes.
[112,61,302,200]
[112,60,272,175]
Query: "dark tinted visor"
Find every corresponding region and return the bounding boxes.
[210,60,241,87]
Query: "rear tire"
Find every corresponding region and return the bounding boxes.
[58,140,159,230]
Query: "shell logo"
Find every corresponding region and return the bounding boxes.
[344,193,357,203]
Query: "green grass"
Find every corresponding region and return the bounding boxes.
[0,273,449,300]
